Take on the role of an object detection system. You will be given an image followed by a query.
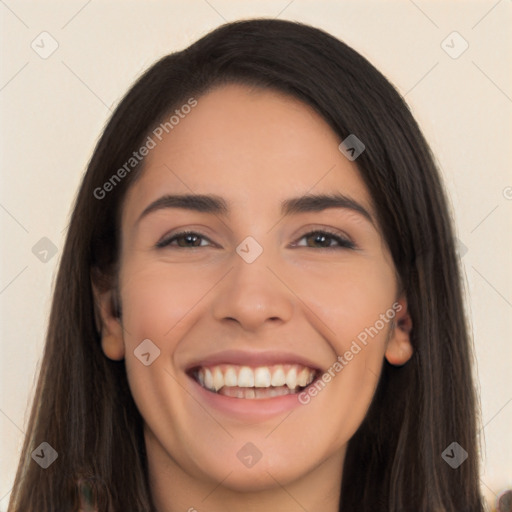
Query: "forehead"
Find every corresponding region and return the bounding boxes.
[122,83,374,225]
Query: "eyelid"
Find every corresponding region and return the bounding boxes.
[291,226,356,250]
[155,229,215,248]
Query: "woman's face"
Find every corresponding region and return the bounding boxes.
[96,83,412,500]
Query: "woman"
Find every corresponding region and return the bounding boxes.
[8,18,484,511]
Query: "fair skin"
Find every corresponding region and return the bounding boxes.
[93,84,413,512]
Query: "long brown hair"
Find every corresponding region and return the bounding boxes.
[8,18,484,511]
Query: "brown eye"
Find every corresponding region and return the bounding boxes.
[156,231,211,249]
[295,230,355,250]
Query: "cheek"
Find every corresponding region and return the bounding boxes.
[117,262,204,401]
[292,256,396,345]
[117,260,223,416]
[292,259,395,425]
[119,260,216,341]
[117,263,203,454]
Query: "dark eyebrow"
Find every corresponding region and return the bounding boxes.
[281,193,374,225]
[137,194,229,223]
[136,192,374,226]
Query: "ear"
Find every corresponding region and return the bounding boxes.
[91,274,125,361]
[385,294,413,366]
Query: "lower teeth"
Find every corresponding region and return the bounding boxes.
[213,385,299,399]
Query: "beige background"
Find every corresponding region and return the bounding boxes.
[1,1,511,509]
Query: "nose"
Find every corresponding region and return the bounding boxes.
[211,249,294,332]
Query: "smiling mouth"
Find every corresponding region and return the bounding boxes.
[189,363,319,399]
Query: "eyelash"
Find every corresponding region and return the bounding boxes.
[156,229,356,250]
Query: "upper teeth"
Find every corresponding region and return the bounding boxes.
[196,364,316,392]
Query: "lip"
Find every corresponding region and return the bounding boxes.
[184,349,322,421]
[188,372,314,420]
[184,349,323,372]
